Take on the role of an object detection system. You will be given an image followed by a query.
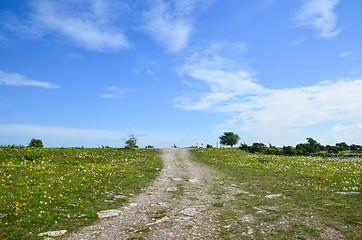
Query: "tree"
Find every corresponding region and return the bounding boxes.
[336,142,349,151]
[28,138,43,148]
[296,143,310,155]
[125,135,138,148]
[295,138,322,155]
[219,132,240,148]
[350,144,361,151]
[306,137,321,153]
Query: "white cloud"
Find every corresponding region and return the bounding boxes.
[0,11,43,39]
[333,122,362,132]
[1,1,130,51]
[0,70,60,89]
[66,53,83,59]
[143,1,193,52]
[143,0,214,52]
[1,0,131,52]
[99,87,132,99]
[224,79,362,132]
[175,42,261,111]
[28,0,130,52]
[296,0,341,38]
[3,0,213,52]
[287,37,306,46]
[333,123,349,132]
[339,51,351,58]
[175,44,362,138]
[132,69,140,74]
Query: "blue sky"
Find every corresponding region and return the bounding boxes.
[0,0,361,148]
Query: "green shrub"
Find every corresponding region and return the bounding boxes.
[28,138,43,148]
[282,145,296,155]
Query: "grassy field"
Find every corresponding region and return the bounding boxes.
[0,147,161,239]
[192,148,361,239]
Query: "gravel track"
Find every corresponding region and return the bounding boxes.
[65,148,241,239]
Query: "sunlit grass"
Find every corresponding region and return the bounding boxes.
[192,148,361,239]
[0,147,161,239]
[194,148,361,192]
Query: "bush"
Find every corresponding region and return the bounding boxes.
[350,144,361,152]
[0,144,24,149]
[206,144,213,149]
[28,139,43,148]
[326,145,339,153]
[239,143,251,152]
[250,143,266,153]
[283,146,296,156]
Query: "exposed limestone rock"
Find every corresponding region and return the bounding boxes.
[38,230,67,237]
[97,209,122,219]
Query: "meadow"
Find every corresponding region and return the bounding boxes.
[0,147,161,239]
[192,148,361,239]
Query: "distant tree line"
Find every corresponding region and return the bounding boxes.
[217,132,361,157]
[239,138,362,157]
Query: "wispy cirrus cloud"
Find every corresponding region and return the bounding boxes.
[143,0,213,52]
[175,42,260,111]
[295,0,341,38]
[339,51,351,58]
[287,37,306,46]
[0,11,43,39]
[143,1,193,52]
[30,0,130,52]
[2,0,214,53]
[1,0,130,52]
[175,43,362,138]
[99,87,132,99]
[0,70,60,89]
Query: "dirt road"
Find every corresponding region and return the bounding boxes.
[65,148,244,239]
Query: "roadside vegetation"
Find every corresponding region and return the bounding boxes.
[191,148,361,239]
[0,147,161,239]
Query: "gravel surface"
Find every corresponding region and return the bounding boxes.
[64,148,242,239]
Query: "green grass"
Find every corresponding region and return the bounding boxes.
[212,202,224,208]
[149,209,167,219]
[191,148,362,239]
[0,147,161,239]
